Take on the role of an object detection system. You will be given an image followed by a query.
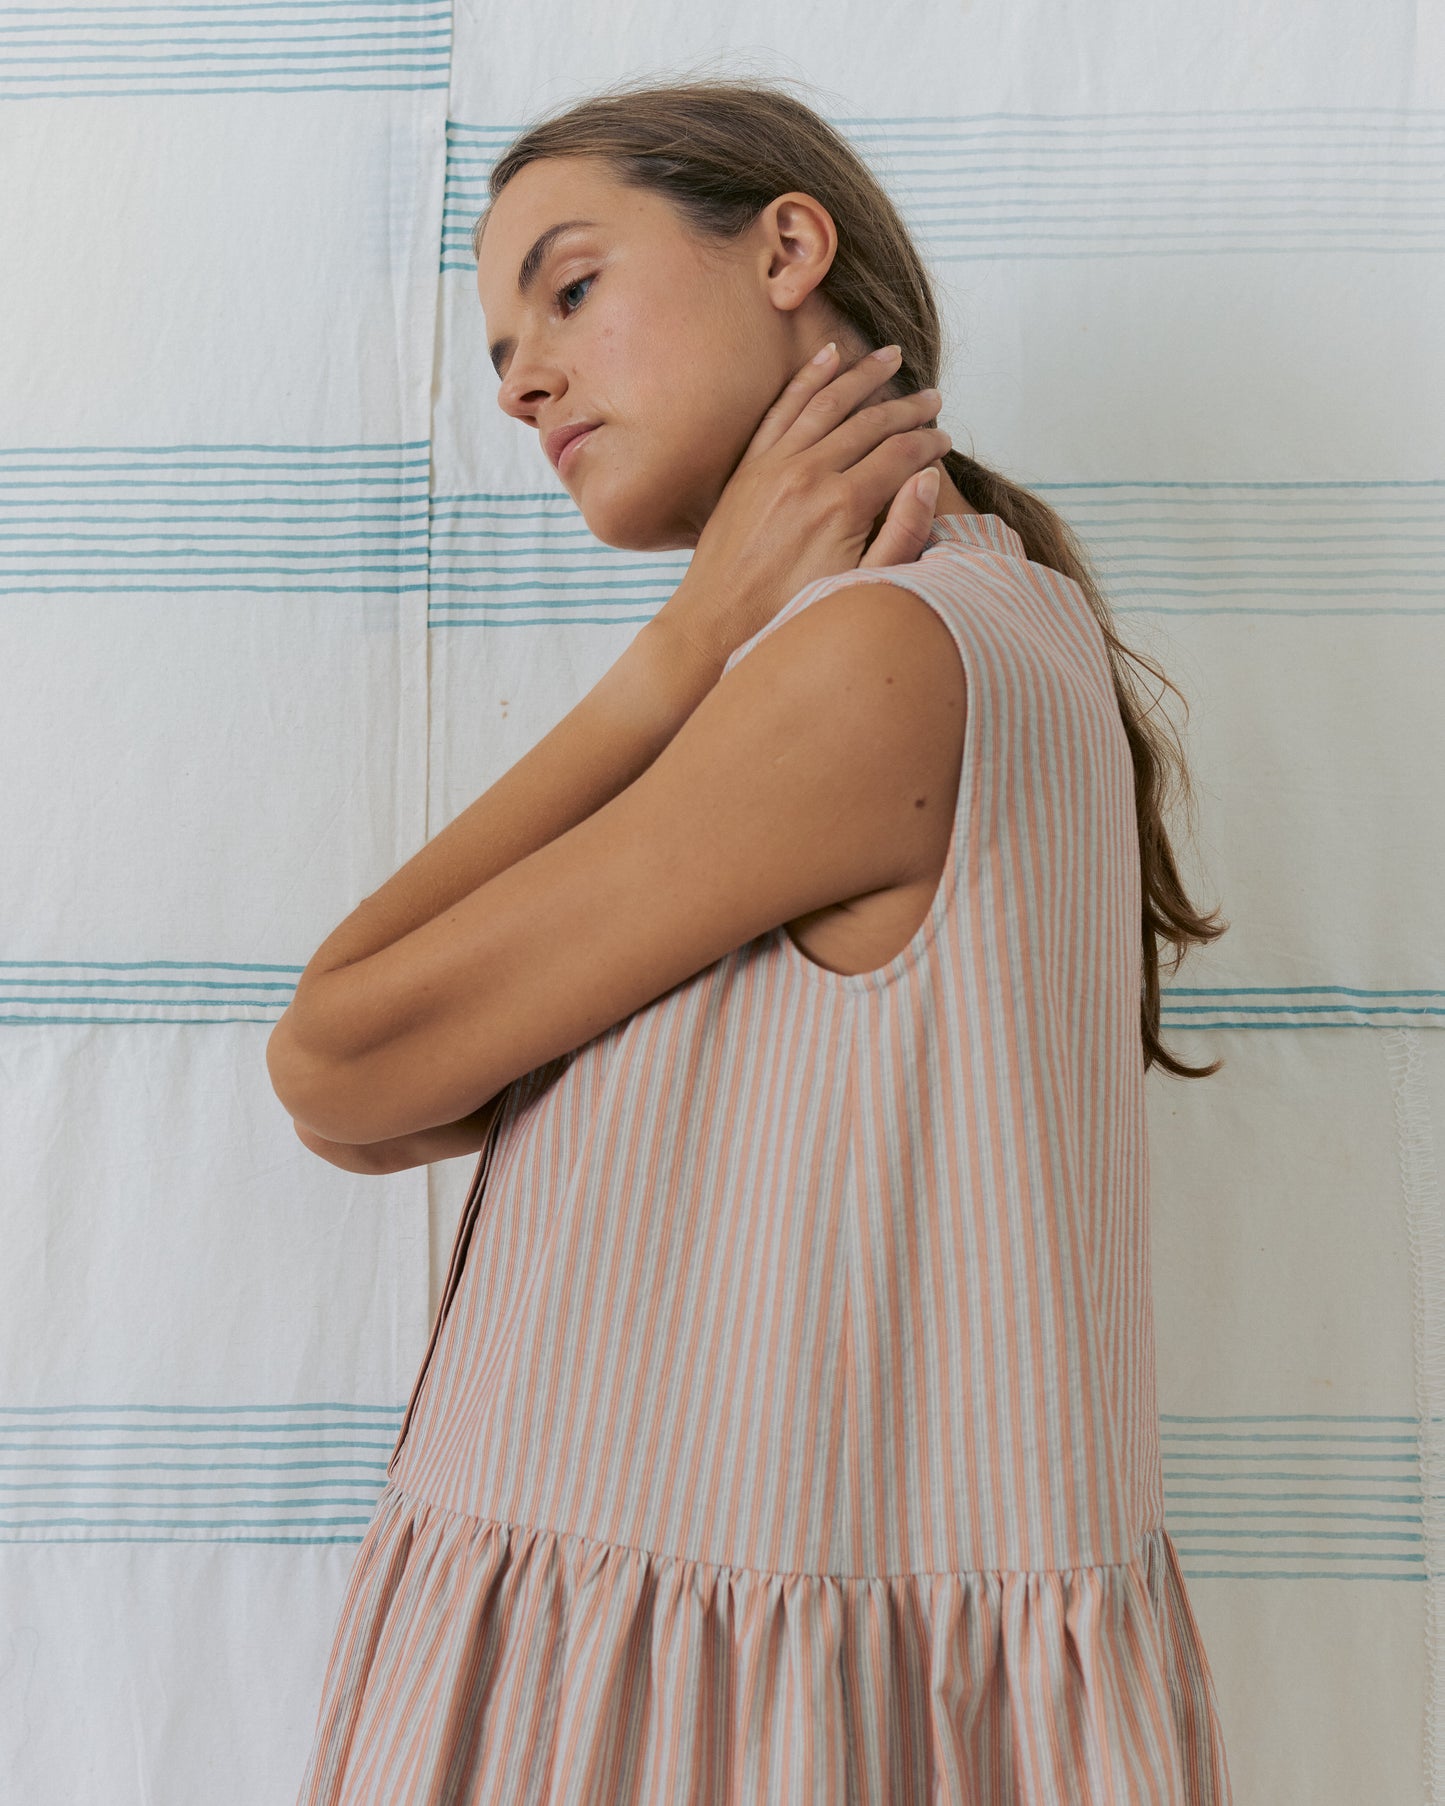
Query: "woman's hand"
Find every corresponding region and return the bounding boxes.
[658,341,950,668]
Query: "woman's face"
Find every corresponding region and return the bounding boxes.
[475,155,873,552]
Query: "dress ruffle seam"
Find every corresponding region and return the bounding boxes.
[379,1478,1168,1585]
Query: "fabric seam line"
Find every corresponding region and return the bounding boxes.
[373,1477,1170,1585]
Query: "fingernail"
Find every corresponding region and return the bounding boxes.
[871,343,901,361]
[811,341,837,365]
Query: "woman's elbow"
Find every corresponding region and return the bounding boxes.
[291,1116,400,1176]
[267,1017,362,1143]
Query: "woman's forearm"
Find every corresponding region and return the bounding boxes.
[293,1092,505,1174]
[278,600,726,1166]
[293,604,726,990]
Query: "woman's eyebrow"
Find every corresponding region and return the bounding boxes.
[487,219,600,378]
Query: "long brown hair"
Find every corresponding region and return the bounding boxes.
[475,73,1229,1080]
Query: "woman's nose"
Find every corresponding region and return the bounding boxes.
[498,347,563,417]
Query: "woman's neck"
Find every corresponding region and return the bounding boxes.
[929,461,982,518]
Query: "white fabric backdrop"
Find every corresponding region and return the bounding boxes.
[1,3,1442,1800]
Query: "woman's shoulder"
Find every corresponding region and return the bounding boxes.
[720,574,969,893]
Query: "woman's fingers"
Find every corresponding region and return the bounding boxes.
[743,341,909,466]
[737,340,845,466]
[812,387,946,475]
[846,423,953,529]
[746,340,951,558]
[771,343,907,456]
[859,465,942,569]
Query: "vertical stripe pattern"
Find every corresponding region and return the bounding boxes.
[294,513,1234,1803]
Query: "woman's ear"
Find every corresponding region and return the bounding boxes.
[755,191,839,313]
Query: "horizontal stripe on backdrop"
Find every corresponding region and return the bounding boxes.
[3,457,1436,619]
[441,109,1445,269]
[0,968,1439,1028]
[0,1407,1422,1579]
[0,1,451,99]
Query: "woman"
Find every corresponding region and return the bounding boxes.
[273,76,1233,1805]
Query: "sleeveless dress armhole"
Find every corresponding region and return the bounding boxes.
[719,522,990,995]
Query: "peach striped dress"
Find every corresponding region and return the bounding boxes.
[294,512,1234,1805]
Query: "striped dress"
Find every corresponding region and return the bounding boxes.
[294,511,1234,1805]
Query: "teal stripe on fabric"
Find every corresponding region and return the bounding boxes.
[0,85,451,99]
[1,458,1436,622]
[424,486,1445,626]
[427,493,689,626]
[1159,987,1445,1029]
[0,2,447,11]
[0,971,1437,1027]
[0,1404,404,1542]
[442,109,1445,271]
[0,1,450,97]
[0,445,430,597]
[1037,482,1445,616]
[1160,1415,1425,1581]
[0,960,302,1023]
[0,1408,1424,1568]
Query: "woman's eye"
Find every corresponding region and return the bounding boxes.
[554,273,594,313]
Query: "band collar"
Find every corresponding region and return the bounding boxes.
[923,511,1027,560]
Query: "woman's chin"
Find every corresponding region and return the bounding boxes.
[573,477,704,554]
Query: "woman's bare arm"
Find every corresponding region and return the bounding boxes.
[276,607,725,1163]
[292,1090,507,1175]
[274,344,943,1151]
[290,609,724,988]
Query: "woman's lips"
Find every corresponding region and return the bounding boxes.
[557,425,598,473]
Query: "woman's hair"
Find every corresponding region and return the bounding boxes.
[475,72,1230,1080]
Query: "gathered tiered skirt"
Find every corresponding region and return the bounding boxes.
[294,1478,1233,1806]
